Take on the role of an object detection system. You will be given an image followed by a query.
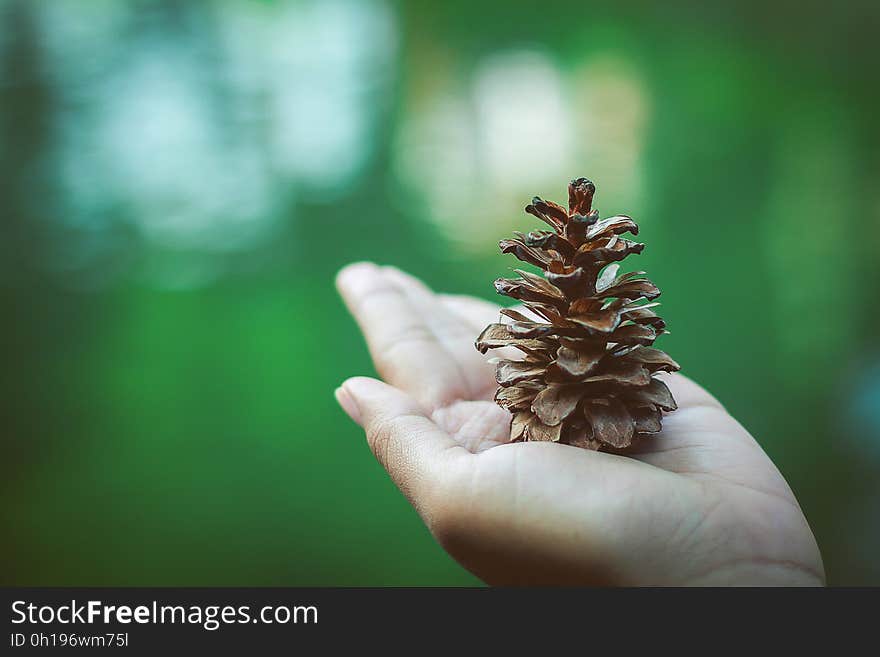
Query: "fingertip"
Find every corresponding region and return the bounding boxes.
[341,376,434,424]
[336,261,379,294]
[334,385,362,425]
[340,376,400,407]
[341,375,384,393]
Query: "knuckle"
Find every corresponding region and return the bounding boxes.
[366,416,397,470]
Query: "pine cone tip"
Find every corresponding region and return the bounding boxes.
[568,177,596,216]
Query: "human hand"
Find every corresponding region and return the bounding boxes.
[334,262,825,586]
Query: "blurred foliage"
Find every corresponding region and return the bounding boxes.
[2,0,879,585]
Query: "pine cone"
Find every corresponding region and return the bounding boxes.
[475,178,679,451]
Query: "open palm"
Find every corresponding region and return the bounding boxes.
[335,263,824,586]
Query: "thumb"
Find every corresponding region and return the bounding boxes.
[335,377,468,513]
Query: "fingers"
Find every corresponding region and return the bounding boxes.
[662,373,726,412]
[336,262,472,410]
[381,266,497,399]
[337,262,720,416]
[439,294,502,332]
[336,377,469,517]
[438,293,546,367]
[439,294,542,332]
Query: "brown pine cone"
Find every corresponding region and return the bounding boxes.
[475,178,679,451]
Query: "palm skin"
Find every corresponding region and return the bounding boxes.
[335,262,825,586]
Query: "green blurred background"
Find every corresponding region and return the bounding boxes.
[2,0,879,585]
